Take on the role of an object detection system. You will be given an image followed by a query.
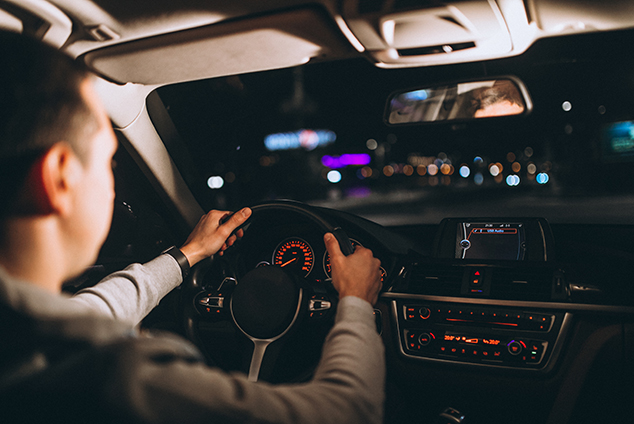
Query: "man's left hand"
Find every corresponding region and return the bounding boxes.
[180,208,251,266]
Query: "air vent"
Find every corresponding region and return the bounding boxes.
[490,267,554,301]
[407,263,463,295]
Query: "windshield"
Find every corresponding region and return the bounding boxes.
[153,30,634,226]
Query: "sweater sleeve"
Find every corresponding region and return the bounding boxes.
[101,296,385,424]
[69,254,182,325]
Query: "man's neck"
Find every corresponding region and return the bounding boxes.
[0,217,67,293]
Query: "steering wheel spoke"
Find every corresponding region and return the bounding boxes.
[247,339,272,381]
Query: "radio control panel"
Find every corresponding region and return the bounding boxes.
[394,300,567,370]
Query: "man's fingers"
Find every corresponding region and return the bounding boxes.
[324,233,343,260]
[220,207,252,234]
[226,234,237,247]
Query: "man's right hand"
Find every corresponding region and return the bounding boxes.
[324,233,382,305]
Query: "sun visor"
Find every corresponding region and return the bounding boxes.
[82,8,352,85]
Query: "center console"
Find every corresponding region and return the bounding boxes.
[393,300,569,370]
[387,217,570,372]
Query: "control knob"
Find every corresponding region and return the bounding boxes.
[507,340,524,355]
[419,307,431,320]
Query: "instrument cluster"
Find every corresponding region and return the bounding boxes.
[256,236,387,284]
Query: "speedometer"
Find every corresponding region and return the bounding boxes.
[272,238,314,277]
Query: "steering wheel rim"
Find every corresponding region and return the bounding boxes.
[182,200,353,382]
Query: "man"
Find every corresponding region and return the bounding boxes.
[0,31,384,423]
[472,80,526,118]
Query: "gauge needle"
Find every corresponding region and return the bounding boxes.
[280,257,297,267]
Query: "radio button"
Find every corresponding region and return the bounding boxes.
[404,306,417,320]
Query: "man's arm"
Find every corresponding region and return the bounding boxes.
[68,208,251,324]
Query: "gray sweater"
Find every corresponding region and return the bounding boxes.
[0,254,385,424]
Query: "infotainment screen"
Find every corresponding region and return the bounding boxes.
[455,222,526,260]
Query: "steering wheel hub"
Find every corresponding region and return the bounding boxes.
[230,266,303,340]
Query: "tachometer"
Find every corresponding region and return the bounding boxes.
[323,239,361,277]
[272,238,314,277]
[324,240,388,283]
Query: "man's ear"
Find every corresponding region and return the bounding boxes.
[21,143,83,216]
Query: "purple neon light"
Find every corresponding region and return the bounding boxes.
[321,153,371,169]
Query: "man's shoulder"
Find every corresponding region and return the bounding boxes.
[0,302,203,423]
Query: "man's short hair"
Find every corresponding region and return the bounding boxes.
[0,31,99,218]
[472,80,525,112]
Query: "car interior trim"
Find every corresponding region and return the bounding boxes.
[382,293,634,315]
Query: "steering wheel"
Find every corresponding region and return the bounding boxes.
[181,201,354,382]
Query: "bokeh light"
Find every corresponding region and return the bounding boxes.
[506,175,520,186]
[562,101,572,112]
[489,164,500,177]
[474,173,484,185]
[327,170,342,183]
[207,176,224,189]
[536,173,550,184]
[512,162,521,173]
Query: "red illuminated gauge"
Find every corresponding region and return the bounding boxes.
[323,240,387,283]
[323,239,362,277]
[272,238,314,277]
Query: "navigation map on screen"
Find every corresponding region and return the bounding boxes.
[455,222,526,260]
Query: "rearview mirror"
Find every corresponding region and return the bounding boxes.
[386,78,530,124]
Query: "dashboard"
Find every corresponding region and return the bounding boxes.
[181,204,634,423]
[238,213,572,373]
[215,210,572,371]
